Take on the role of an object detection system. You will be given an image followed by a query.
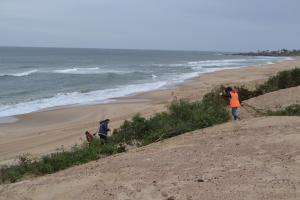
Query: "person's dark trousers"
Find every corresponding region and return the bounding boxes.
[99,134,107,143]
[231,107,239,120]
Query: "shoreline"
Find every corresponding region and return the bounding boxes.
[0,57,291,120]
[0,57,299,164]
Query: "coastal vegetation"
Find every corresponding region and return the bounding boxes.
[111,88,229,146]
[267,104,300,116]
[0,141,124,183]
[0,68,299,184]
[237,68,300,101]
[0,88,229,184]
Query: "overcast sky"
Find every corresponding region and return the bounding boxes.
[0,0,299,51]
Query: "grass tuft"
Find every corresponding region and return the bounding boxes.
[267,104,300,116]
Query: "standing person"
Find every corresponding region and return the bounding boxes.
[229,88,241,120]
[225,87,233,98]
[98,119,110,142]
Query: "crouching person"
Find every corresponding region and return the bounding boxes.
[85,131,94,146]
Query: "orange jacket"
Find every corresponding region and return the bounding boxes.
[230,91,241,108]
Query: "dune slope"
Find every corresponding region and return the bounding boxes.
[0,116,299,200]
[239,86,300,119]
[245,86,300,112]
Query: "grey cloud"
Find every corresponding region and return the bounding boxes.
[0,0,299,51]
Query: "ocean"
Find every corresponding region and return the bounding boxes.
[0,47,290,118]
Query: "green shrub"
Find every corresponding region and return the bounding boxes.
[0,166,20,183]
[0,139,123,184]
[113,88,230,147]
[267,104,300,116]
[99,143,119,155]
[236,68,300,100]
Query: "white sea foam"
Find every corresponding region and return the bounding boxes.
[166,57,288,85]
[168,72,202,84]
[53,67,128,75]
[283,57,295,61]
[53,67,99,74]
[0,69,38,77]
[266,61,274,65]
[188,59,254,69]
[151,74,158,79]
[155,58,261,69]
[188,57,287,70]
[0,81,167,118]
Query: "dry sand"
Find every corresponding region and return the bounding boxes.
[0,58,299,164]
[0,115,299,200]
[245,86,300,112]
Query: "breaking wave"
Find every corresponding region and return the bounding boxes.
[0,69,38,77]
[52,67,129,75]
[0,81,167,118]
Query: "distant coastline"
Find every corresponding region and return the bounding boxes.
[232,49,300,57]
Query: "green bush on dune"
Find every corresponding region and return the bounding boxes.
[112,88,229,146]
[238,68,300,101]
[0,140,124,184]
[267,104,300,116]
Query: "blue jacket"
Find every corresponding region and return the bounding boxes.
[99,122,109,135]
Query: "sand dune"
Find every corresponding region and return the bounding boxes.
[0,116,299,200]
[245,86,300,112]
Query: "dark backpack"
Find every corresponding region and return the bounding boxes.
[99,121,109,135]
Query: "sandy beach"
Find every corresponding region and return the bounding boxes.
[0,58,299,164]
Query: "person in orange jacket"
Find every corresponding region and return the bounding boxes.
[229,87,241,120]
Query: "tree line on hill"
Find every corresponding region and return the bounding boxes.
[233,49,300,57]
